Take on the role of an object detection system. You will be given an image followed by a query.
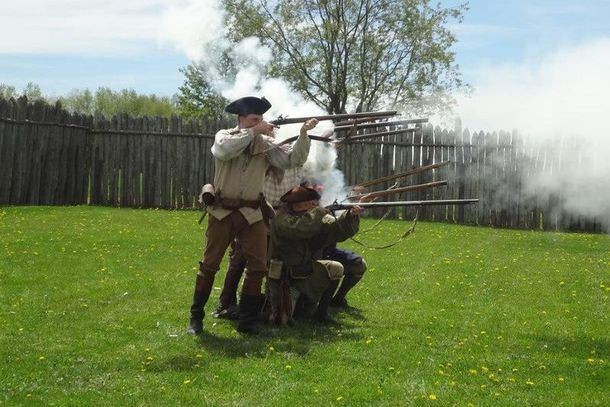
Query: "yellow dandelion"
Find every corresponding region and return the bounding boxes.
[428,394,437,400]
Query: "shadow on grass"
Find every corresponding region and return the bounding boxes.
[147,307,369,372]
[331,304,367,321]
[192,308,367,359]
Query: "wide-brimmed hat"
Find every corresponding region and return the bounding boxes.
[280,186,321,204]
[224,96,271,116]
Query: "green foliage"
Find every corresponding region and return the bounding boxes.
[1,206,608,405]
[176,63,230,120]
[222,0,468,114]
[22,82,44,101]
[0,83,17,99]
[0,82,178,118]
[59,87,178,118]
[0,82,44,101]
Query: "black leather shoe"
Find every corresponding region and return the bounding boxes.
[212,305,239,320]
[312,312,341,326]
[330,297,349,309]
[187,318,203,335]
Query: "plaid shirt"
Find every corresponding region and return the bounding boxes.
[264,167,302,208]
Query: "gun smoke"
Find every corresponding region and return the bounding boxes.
[160,0,346,203]
[443,38,610,230]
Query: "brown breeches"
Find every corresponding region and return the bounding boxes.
[201,211,267,296]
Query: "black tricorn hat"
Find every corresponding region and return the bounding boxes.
[280,186,321,204]
[224,96,272,116]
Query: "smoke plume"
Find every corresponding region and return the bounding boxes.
[159,0,344,202]
[448,38,610,228]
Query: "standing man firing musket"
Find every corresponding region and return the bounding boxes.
[187,96,318,335]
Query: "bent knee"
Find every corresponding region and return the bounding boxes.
[319,260,344,280]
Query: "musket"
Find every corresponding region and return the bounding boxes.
[332,115,395,127]
[346,180,447,201]
[326,199,479,211]
[354,161,451,188]
[338,128,418,142]
[270,110,398,126]
[334,118,428,132]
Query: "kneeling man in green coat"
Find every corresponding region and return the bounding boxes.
[268,185,364,324]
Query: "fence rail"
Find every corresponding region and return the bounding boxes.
[0,97,604,232]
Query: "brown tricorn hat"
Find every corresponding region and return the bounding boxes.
[224,96,272,116]
[280,186,321,204]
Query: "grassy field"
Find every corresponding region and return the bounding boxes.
[0,206,608,406]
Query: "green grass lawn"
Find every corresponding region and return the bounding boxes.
[1,206,608,406]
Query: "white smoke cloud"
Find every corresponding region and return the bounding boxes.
[449,38,610,227]
[158,0,228,62]
[159,1,327,120]
[160,0,342,192]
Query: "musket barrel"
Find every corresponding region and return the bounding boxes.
[339,128,419,141]
[347,180,447,200]
[327,199,479,210]
[270,110,398,125]
[334,118,428,131]
[354,161,451,188]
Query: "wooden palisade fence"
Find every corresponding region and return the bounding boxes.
[0,97,229,210]
[0,97,604,232]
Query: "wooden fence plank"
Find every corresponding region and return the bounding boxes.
[0,99,14,203]
[466,130,479,225]
[454,128,466,224]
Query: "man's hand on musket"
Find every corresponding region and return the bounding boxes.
[350,205,365,216]
[253,121,276,137]
[300,118,319,136]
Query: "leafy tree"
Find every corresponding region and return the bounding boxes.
[60,88,94,114]
[0,84,17,99]
[176,63,230,120]
[23,82,44,101]
[59,87,177,118]
[222,0,467,114]
[0,82,46,102]
[1,83,178,118]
